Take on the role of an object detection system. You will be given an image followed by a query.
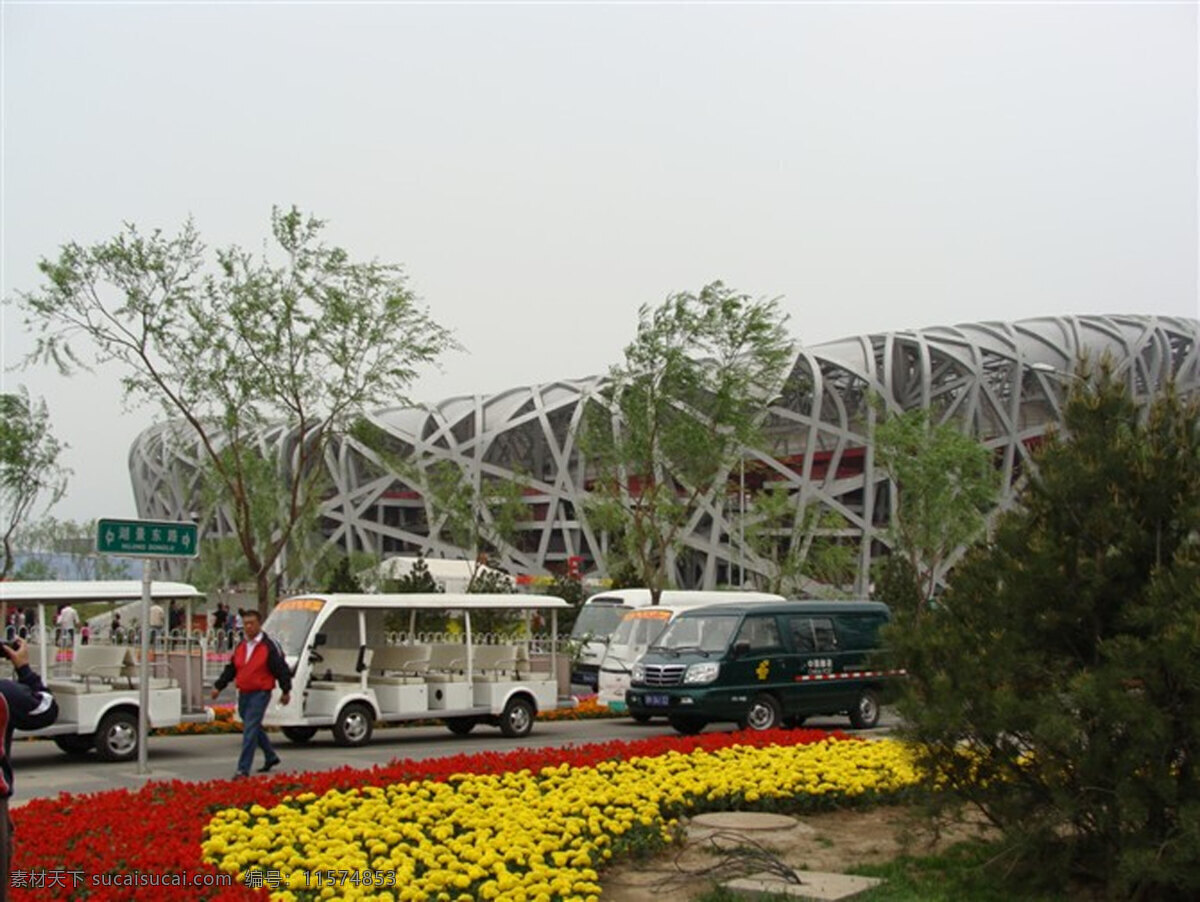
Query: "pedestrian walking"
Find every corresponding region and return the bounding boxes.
[55,604,79,648]
[210,609,291,778]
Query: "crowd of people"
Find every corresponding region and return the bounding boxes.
[3,602,249,652]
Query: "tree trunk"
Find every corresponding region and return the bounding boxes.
[254,570,272,617]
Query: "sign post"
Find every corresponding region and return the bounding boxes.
[96,518,199,775]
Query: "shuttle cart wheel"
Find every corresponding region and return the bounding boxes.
[741,693,782,731]
[499,697,535,738]
[332,702,374,747]
[282,726,319,744]
[54,734,95,755]
[95,710,138,762]
[668,715,706,736]
[849,690,881,730]
[445,717,479,735]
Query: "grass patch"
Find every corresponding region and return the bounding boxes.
[850,841,1068,902]
[693,841,1072,902]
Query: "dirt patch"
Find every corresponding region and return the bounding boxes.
[601,805,993,902]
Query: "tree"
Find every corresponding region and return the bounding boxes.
[740,482,857,597]
[322,557,364,593]
[420,460,530,591]
[542,571,585,632]
[583,281,793,603]
[16,207,456,611]
[11,517,132,581]
[0,389,69,581]
[873,405,998,618]
[891,363,1200,899]
[386,551,442,594]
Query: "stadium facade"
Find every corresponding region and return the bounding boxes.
[131,314,1200,593]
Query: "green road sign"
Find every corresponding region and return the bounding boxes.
[97,518,199,558]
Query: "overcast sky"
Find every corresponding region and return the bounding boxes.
[2,1,1197,524]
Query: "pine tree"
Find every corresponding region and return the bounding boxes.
[891,361,1200,899]
[390,552,442,594]
[322,557,364,593]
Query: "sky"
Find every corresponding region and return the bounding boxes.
[1,0,1197,525]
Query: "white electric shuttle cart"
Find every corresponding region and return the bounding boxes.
[0,580,209,761]
[260,592,573,745]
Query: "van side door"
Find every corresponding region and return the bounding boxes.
[782,615,843,717]
[724,614,790,704]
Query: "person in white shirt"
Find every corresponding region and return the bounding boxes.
[55,605,80,647]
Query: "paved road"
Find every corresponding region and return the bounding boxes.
[8,710,899,806]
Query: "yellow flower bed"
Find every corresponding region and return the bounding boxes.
[204,737,917,901]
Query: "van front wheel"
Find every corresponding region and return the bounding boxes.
[741,694,782,731]
[332,703,374,747]
[669,715,706,735]
[849,690,881,729]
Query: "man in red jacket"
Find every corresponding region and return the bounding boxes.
[211,609,292,778]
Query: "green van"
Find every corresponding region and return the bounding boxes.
[625,600,900,734]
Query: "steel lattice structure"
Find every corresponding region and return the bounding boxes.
[131,315,1200,591]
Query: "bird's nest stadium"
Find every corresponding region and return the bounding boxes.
[131,314,1199,594]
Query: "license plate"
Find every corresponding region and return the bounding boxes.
[644,694,670,707]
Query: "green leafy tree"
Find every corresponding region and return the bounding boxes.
[185,536,254,598]
[740,482,857,597]
[16,206,456,612]
[542,572,586,633]
[583,281,793,603]
[12,558,56,581]
[12,517,131,581]
[0,389,69,581]
[464,566,519,635]
[421,460,530,591]
[873,405,998,618]
[891,363,1200,899]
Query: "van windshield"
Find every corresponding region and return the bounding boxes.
[263,598,324,658]
[610,610,673,647]
[653,615,739,654]
[570,603,631,640]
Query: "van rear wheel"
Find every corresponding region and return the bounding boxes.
[741,693,782,731]
[849,690,881,729]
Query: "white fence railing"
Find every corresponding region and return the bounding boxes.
[5,625,570,686]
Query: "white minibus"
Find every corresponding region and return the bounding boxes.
[259,592,571,745]
[568,589,786,690]
[596,595,779,717]
[0,580,209,762]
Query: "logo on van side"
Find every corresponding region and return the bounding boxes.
[756,659,770,681]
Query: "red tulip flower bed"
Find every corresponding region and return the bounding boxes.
[9,728,848,900]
